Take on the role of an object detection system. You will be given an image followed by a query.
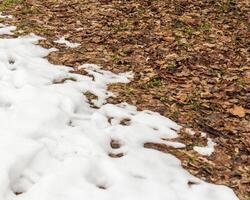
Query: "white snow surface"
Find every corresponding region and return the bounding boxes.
[0,24,239,200]
[54,37,80,48]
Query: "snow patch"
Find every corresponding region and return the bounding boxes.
[194,138,216,156]
[54,37,80,48]
[0,24,16,35]
[0,12,12,19]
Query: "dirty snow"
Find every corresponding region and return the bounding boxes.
[54,37,80,48]
[194,138,216,156]
[0,24,16,35]
[0,12,12,19]
[184,128,215,156]
[0,20,239,200]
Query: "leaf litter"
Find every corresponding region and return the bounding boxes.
[1,0,249,199]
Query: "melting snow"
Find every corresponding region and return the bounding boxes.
[194,138,216,156]
[0,20,239,200]
[0,24,16,35]
[54,37,80,48]
[0,12,12,19]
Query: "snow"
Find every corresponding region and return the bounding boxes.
[54,37,80,48]
[194,138,216,156]
[0,12,12,19]
[0,24,16,35]
[183,128,215,156]
[0,19,239,200]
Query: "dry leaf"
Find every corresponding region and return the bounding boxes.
[179,95,187,102]
[229,105,246,118]
[27,0,36,5]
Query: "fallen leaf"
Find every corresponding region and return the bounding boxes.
[229,105,245,118]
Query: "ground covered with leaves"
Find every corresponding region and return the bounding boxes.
[1,0,249,199]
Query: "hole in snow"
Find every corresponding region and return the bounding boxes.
[170,127,178,132]
[85,167,111,190]
[107,117,114,124]
[90,104,99,109]
[187,180,199,187]
[97,185,107,190]
[120,118,131,126]
[89,74,95,81]
[67,120,74,127]
[8,149,49,196]
[11,174,35,196]
[14,191,23,196]
[110,139,121,149]
[108,152,124,158]
[8,58,15,65]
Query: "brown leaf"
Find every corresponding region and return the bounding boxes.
[229,105,246,118]
[27,0,37,5]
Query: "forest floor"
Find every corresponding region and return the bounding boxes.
[1,0,249,199]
